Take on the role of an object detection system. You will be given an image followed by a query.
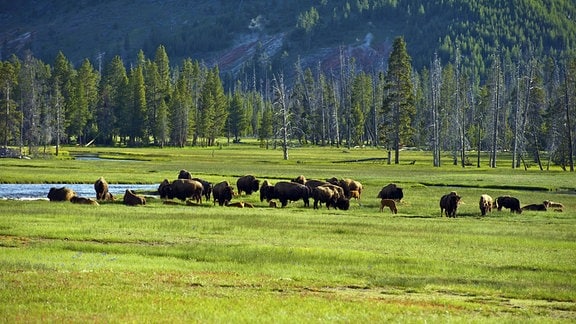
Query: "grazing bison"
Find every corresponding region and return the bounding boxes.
[236,175,260,196]
[522,203,547,211]
[326,177,351,199]
[260,180,274,202]
[94,177,112,201]
[177,169,192,179]
[191,177,212,201]
[158,179,204,203]
[123,189,146,206]
[261,181,311,208]
[70,196,99,206]
[213,181,235,206]
[440,192,461,217]
[496,196,522,214]
[312,186,339,210]
[377,183,404,202]
[479,194,494,216]
[47,187,76,202]
[379,199,398,214]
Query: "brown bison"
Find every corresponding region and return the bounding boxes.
[158,179,204,203]
[260,181,311,208]
[326,178,350,198]
[479,194,494,216]
[379,199,398,214]
[236,175,260,196]
[496,196,522,214]
[292,175,307,184]
[123,189,146,206]
[47,187,76,202]
[70,196,99,206]
[94,177,111,200]
[177,170,212,200]
[377,183,404,202]
[312,186,339,210]
[522,203,547,211]
[191,177,212,201]
[440,192,461,217]
[213,181,235,206]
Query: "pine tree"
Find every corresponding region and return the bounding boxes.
[382,36,415,164]
[0,59,19,148]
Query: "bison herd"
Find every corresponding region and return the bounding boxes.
[45,170,565,217]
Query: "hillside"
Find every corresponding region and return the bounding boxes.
[1,0,575,77]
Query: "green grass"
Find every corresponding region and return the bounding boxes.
[1,143,575,322]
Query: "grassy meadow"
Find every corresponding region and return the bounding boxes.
[0,143,575,322]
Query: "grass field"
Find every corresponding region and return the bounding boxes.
[1,143,575,322]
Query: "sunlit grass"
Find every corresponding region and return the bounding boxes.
[0,143,575,321]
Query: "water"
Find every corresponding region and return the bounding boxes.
[0,184,158,200]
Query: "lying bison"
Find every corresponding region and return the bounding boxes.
[213,181,235,206]
[440,191,461,218]
[522,203,547,211]
[377,183,403,202]
[260,181,310,208]
[496,196,522,214]
[47,187,76,202]
[70,196,99,206]
[236,175,260,196]
[158,179,203,203]
[123,189,146,206]
[479,194,493,216]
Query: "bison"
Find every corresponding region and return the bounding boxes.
[70,196,99,206]
[260,181,310,208]
[47,187,76,202]
[377,183,403,202]
[94,177,112,201]
[191,177,212,201]
[158,179,204,203]
[522,203,547,211]
[213,181,235,206]
[236,175,260,196]
[312,186,339,210]
[543,200,564,209]
[379,199,398,214]
[123,189,146,206]
[479,194,494,216]
[496,196,522,214]
[177,169,192,179]
[440,192,461,217]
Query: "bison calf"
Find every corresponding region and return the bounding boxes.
[379,199,397,214]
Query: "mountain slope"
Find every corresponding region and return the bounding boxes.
[1,0,575,77]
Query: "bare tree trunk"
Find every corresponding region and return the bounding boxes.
[564,67,575,171]
[273,74,290,160]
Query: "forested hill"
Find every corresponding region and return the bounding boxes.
[1,0,575,76]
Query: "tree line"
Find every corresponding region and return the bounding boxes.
[1,40,575,170]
